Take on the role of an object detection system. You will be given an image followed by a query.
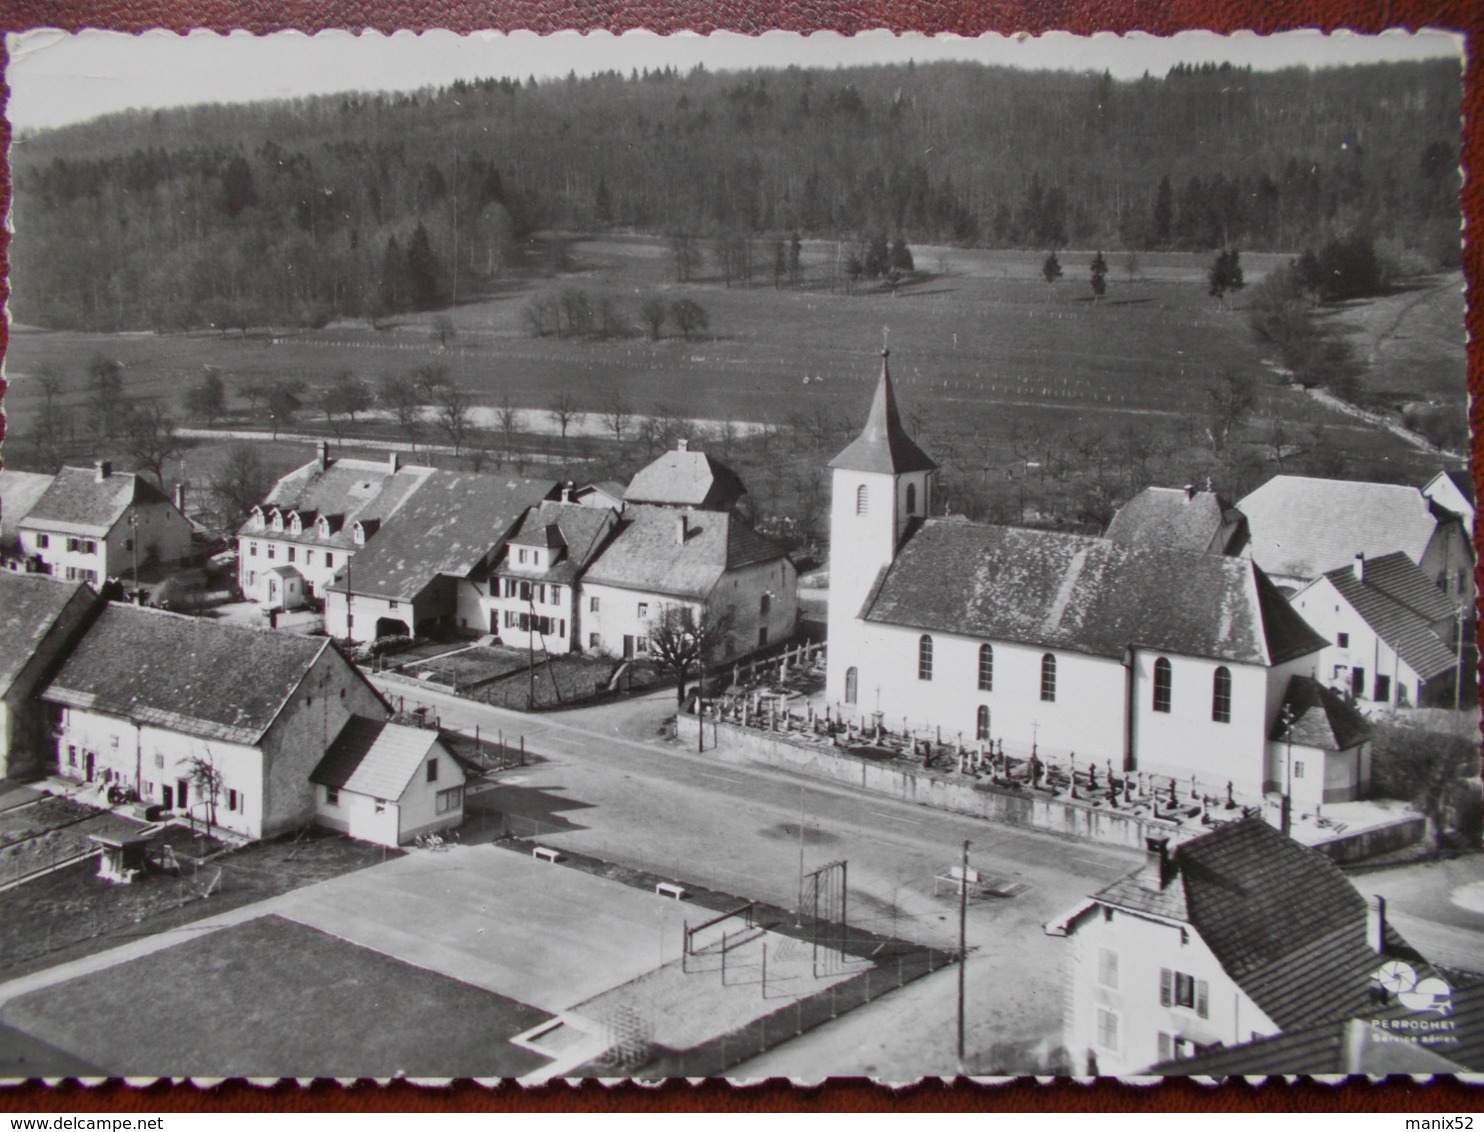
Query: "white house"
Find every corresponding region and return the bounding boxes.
[580,505,797,662]
[824,354,1328,801]
[19,461,191,587]
[1237,474,1473,601]
[237,444,435,607]
[1290,551,1461,711]
[0,573,98,780]
[311,716,464,847]
[1421,468,1474,534]
[1,469,56,572]
[41,603,390,839]
[324,470,555,643]
[1053,818,1404,1074]
[481,497,620,654]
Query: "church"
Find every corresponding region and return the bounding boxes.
[824,353,1340,802]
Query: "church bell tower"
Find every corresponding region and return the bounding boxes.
[825,349,937,708]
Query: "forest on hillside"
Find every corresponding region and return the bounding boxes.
[9,56,1462,332]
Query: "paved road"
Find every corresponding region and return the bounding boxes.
[372,675,1142,1078]
[1350,855,1484,975]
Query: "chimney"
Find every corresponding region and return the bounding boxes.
[94,459,112,482]
[173,483,186,514]
[676,513,689,544]
[388,450,401,474]
[1183,484,1195,502]
[677,437,688,452]
[317,440,329,471]
[561,480,574,504]
[1141,834,1174,892]
[1367,894,1387,954]
[1353,552,1366,583]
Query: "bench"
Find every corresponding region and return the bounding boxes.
[655,881,688,900]
[532,846,562,863]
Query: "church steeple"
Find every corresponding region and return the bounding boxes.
[829,349,938,474]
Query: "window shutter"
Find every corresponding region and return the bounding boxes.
[1160,968,1173,1007]
[1196,979,1209,1019]
[1158,1033,1172,1063]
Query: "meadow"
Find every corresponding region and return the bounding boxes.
[2,236,1465,535]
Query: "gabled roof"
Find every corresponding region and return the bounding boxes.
[1425,467,1475,509]
[329,471,555,601]
[21,466,174,537]
[625,443,748,511]
[243,457,434,549]
[1237,475,1459,581]
[861,520,1325,666]
[1105,487,1248,556]
[1272,676,1372,750]
[41,603,341,746]
[311,716,456,799]
[497,502,620,585]
[583,505,788,601]
[1310,551,1458,680]
[0,573,93,696]
[1093,818,1385,1033]
[828,351,938,475]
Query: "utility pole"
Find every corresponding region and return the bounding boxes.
[1281,704,1294,836]
[127,511,138,597]
[958,838,971,1068]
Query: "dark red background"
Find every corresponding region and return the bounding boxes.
[0,0,1479,1113]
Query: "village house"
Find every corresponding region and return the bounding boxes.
[825,353,1329,801]
[310,716,465,847]
[481,495,621,654]
[1236,474,1473,602]
[324,470,556,643]
[1051,818,1420,1075]
[580,504,797,662]
[0,469,56,572]
[623,439,749,513]
[1104,485,1249,556]
[41,603,389,839]
[237,444,435,608]
[18,461,191,587]
[571,480,627,511]
[1290,550,1462,711]
[1420,467,1474,535]
[0,574,100,780]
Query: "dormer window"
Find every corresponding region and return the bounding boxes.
[353,523,366,546]
[317,517,330,537]
[289,513,303,534]
[271,511,284,532]
[250,507,266,530]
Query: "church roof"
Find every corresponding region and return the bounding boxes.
[861,520,1325,666]
[828,351,938,475]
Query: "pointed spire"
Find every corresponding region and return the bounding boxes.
[829,348,938,474]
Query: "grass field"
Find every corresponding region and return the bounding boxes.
[0,914,551,1077]
[0,827,392,982]
[2,236,1464,529]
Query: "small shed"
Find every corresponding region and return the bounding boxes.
[311,715,465,847]
[1268,676,1374,805]
[88,831,150,885]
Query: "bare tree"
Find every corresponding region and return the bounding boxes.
[123,401,186,487]
[495,396,522,465]
[185,754,224,836]
[378,375,424,452]
[432,380,473,455]
[547,390,583,447]
[600,391,633,445]
[1205,367,1258,454]
[647,604,737,707]
[208,443,273,531]
[669,298,709,341]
